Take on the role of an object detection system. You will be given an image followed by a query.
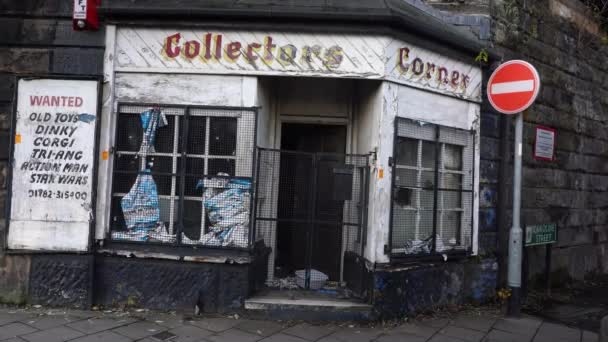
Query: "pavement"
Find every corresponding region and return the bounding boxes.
[0,306,599,342]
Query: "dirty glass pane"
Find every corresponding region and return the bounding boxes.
[394,168,417,188]
[393,187,415,207]
[209,117,237,156]
[421,141,436,168]
[440,211,461,250]
[419,210,434,239]
[182,200,203,240]
[444,144,463,171]
[420,190,434,210]
[421,171,435,188]
[154,114,176,153]
[209,159,236,176]
[396,137,418,166]
[441,173,462,190]
[391,208,417,247]
[186,116,206,155]
[115,114,142,152]
[441,190,462,209]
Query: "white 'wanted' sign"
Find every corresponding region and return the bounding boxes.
[8,78,99,252]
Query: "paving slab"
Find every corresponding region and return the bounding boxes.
[259,333,310,342]
[148,316,185,329]
[493,317,541,337]
[190,318,241,332]
[582,330,597,342]
[0,322,39,340]
[376,332,427,342]
[319,327,384,342]
[69,330,133,342]
[427,335,467,342]
[234,319,285,337]
[21,315,85,330]
[112,321,166,340]
[390,323,441,339]
[484,329,532,342]
[67,317,136,334]
[281,322,337,341]
[0,311,37,326]
[206,328,263,342]
[20,325,84,342]
[533,322,581,342]
[436,325,485,342]
[168,324,214,342]
[450,315,497,332]
[422,319,451,329]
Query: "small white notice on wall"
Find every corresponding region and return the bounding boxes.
[534,126,556,161]
[8,78,99,252]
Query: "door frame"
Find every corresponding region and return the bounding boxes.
[275,115,353,155]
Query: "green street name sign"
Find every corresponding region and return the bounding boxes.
[525,223,557,246]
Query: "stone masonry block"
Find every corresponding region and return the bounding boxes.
[51,48,103,76]
[0,49,49,73]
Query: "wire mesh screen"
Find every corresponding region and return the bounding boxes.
[110,103,256,248]
[254,148,369,289]
[391,117,474,257]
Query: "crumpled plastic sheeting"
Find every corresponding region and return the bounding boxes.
[112,222,175,243]
[118,108,169,239]
[185,177,251,248]
[121,170,161,232]
[139,108,167,155]
[403,235,453,254]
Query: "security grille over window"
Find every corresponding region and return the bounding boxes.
[390,117,474,257]
[109,103,256,248]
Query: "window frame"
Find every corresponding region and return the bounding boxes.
[105,102,258,250]
[389,117,475,260]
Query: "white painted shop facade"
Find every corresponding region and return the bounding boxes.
[94,24,481,287]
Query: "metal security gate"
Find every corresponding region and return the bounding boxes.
[253,148,369,290]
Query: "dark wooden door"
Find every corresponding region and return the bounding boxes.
[277,123,347,281]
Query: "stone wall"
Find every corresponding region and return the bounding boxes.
[0,0,104,304]
[426,0,608,282]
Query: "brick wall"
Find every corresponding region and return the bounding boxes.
[0,0,104,249]
[0,0,104,304]
[427,0,608,281]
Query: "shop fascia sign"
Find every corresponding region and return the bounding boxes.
[115,29,478,100]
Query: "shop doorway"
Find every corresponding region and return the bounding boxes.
[251,122,369,291]
[276,124,347,283]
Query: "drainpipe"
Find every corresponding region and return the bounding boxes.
[497,114,510,288]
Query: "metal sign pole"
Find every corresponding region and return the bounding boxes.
[508,112,524,317]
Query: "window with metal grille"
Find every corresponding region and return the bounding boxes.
[390,118,474,257]
[109,103,256,248]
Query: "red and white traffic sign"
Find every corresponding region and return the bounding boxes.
[487,60,540,114]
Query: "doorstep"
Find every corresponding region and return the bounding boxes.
[244,289,374,321]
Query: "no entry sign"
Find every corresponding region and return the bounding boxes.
[487,60,540,114]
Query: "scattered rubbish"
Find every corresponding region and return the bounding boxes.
[266,277,299,290]
[403,235,454,254]
[295,269,328,290]
[403,237,432,254]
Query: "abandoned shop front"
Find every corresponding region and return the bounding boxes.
[5,23,495,318]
